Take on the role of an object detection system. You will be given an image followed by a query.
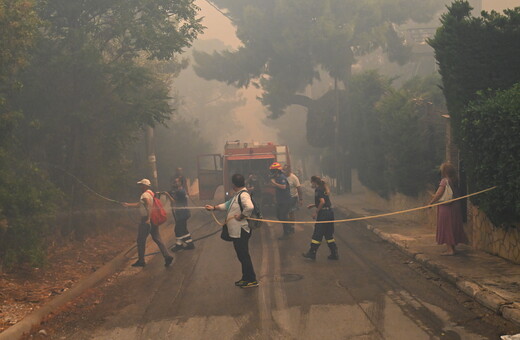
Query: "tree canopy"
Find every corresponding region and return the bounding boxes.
[0,0,205,269]
[194,0,443,118]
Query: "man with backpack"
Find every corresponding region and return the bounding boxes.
[205,174,258,288]
[122,179,173,268]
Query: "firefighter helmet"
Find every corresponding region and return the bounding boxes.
[269,162,283,170]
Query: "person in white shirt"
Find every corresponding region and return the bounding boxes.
[205,174,258,288]
[283,164,303,228]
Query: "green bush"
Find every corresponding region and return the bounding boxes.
[461,83,520,226]
[0,154,61,269]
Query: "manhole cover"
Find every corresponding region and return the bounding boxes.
[281,273,304,282]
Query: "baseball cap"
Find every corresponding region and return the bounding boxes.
[137,179,151,186]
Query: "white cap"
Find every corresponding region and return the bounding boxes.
[136,179,151,187]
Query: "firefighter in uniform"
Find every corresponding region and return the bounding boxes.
[269,162,293,239]
[303,175,339,260]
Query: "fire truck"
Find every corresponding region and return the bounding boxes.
[197,141,291,202]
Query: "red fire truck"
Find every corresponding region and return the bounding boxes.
[197,141,291,202]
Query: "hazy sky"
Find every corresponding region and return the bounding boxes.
[483,0,520,11]
[195,0,278,144]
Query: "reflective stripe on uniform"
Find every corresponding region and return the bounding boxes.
[326,239,336,243]
[311,239,321,244]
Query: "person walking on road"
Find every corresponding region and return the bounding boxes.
[284,164,303,228]
[269,162,293,239]
[122,179,173,267]
[166,177,194,252]
[303,176,339,261]
[429,162,468,256]
[205,174,258,288]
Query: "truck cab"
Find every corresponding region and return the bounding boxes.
[197,141,290,203]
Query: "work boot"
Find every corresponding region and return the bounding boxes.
[164,256,174,267]
[328,244,339,260]
[327,251,339,260]
[184,242,195,250]
[131,260,145,267]
[302,251,316,261]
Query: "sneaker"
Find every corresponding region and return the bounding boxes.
[164,256,174,267]
[131,260,145,267]
[235,279,247,287]
[240,281,259,288]
[302,251,316,261]
[170,244,184,252]
[184,243,195,250]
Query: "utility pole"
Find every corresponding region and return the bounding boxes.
[334,76,341,193]
[145,126,159,188]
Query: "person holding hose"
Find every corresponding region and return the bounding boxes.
[302,176,339,261]
[269,162,293,240]
[428,162,467,256]
[122,179,173,267]
[205,174,258,288]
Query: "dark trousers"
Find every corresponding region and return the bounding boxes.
[232,228,256,282]
[277,202,293,234]
[310,209,337,251]
[137,219,170,262]
[174,218,189,237]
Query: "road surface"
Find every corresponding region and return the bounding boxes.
[34,209,519,339]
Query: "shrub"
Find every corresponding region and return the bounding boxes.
[460,83,520,226]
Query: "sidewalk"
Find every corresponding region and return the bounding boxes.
[329,183,520,326]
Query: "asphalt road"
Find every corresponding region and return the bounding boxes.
[37,209,519,340]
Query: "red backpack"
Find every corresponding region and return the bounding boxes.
[146,190,167,226]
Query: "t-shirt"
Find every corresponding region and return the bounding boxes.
[314,187,331,208]
[286,173,301,198]
[275,174,291,204]
[139,190,154,217]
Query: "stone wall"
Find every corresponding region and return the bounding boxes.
[468,203,520,264]
[354,170,520,264]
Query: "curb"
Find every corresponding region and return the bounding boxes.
[365,223,520,326]
[0,240,147,340]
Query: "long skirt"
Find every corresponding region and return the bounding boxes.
[436,201,468,246]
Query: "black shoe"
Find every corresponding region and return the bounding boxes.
[131,260,145,267]
[170,244,184,252]
[164,256,174,267]
[302,251,316,261]
[184,243,195,250]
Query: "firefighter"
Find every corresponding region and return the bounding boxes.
[166,177,194,252]
[302,175,339,260]
[269,162,293,239]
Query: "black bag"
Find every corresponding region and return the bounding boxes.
[237,191,263,229]
[220,224,233,241]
